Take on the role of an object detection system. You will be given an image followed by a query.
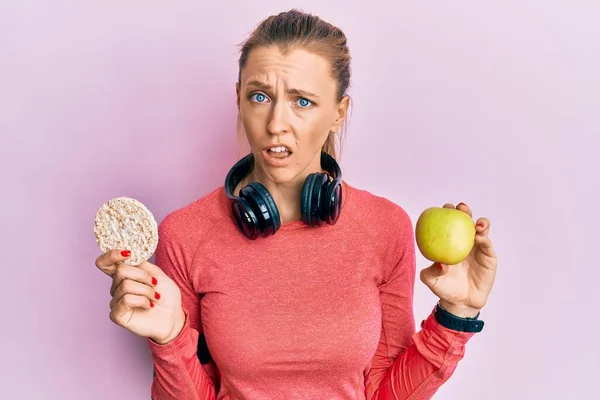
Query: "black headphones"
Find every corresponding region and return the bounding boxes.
[224,151,343,239]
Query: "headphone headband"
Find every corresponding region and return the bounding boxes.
[224,153,254,201]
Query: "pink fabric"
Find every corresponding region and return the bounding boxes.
[147,182,474,399]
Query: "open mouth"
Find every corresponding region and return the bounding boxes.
[263,145,293,167]
[266,146,291,158]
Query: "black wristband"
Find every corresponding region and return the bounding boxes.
[434,302,485,333]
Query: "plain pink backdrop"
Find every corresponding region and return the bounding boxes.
[1,1,598,399]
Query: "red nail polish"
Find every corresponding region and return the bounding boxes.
[152,277,158,285]
[154,292,160,300]
[121,250,131,257]
[150,301,154,308]
[477,223,484,227]
[438,262,443,270]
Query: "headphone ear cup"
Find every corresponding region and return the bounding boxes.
[303,173,329,227]
[312,174,330,226]
[301,173,317,225]
[324,180,342,224]
[230,197,259,239]
[240,182,281,236]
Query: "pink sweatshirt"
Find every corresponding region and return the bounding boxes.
[147,182,475,399]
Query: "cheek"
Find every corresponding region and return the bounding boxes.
[239,108,262,138]
[308,110,336,138]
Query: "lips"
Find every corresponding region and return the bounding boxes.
[262,144,293,167]
[264,144,292,159]
[264,144,292,153]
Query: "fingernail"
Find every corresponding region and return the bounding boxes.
[150,301,154,308]
[121,250,131,257]
[154,292,161,300]
[458,202,466,207]
[437,262,443,270]
[152,277,158,285]
[477,223,484,227]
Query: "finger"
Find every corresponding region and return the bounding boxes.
[442,203,455,209]
[456,202,473,218]
[419,261,449,287]
[137,260,166,277]
[110,279,159,309]
[95,249,132,276]
[109,293,153,325]
[110,264,156,297]
[475,217,491,237]
[475,235,496,258]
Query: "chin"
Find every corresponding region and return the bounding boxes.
[263,167,301,186]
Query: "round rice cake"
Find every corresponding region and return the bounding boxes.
[94,197,159,266]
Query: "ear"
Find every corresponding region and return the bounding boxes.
[236,82,241,110]
[330,95,350,133]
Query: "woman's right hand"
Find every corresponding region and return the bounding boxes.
[95,250,186,345]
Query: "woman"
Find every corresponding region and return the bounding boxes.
[95,9,497,400]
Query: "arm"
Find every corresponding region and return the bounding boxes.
[365,208,475,400]
[146,216,217,400]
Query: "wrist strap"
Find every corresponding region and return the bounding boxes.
[434,302,485,333]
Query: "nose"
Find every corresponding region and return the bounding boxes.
[266,100,290,136]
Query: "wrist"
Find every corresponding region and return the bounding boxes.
[151,308,186,345]
[434,301,485,333]
[438,300,480,319]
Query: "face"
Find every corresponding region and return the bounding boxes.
[236,45,349,186]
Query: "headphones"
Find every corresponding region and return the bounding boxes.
[224,151,343,239]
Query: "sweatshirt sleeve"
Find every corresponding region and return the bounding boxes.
[365,206,475,400]
[146,214,217,400]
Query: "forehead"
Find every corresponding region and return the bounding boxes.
[241,46,335,91]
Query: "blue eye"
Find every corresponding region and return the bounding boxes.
[297,98,312,108]
[250,93,268,103]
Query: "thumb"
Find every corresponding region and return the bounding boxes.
[419,262,448,287]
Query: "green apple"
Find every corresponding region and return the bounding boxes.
[415,207,475,265]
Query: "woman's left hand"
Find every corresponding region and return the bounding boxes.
[419,202,498,318]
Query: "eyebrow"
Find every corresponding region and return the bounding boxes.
[246,80,320,99]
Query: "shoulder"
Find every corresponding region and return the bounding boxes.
[343,181,413,233]
[157,186,227,246]
[342,182,416,280]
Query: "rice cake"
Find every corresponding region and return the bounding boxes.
[94,197,159,266]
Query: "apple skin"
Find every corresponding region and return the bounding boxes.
[415,207,476,265]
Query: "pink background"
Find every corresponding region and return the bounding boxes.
[2,1,598,399]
